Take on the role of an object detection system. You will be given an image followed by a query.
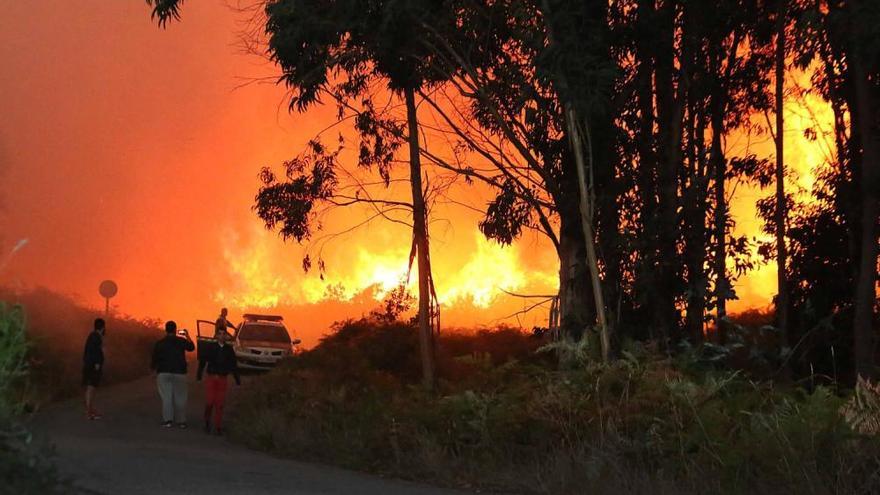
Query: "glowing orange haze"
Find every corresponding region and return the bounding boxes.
[0,2,831,346]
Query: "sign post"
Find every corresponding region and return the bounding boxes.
[99,280,118,317]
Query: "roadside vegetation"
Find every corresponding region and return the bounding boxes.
[229,316,880,495]
[0,288,158,493]
[0,302,73,493]
[0,287,160,406]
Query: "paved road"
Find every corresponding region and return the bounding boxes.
[31,373,465,495]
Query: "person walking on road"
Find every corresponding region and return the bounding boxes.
[83,318,106,420]
[197,329,240,435]
[151,320,195,428]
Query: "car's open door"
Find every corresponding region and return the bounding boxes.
[196,319,217,361]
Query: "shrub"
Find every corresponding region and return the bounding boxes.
[0,302,79,494]
[228,319,880,494]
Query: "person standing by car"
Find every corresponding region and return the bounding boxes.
[215,307,237,336]
[197,330,240,435]
[151,321,195,428]
[82,318,106,420]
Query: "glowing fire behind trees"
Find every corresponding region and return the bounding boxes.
[0,1,872,358]
[207,63,836,331]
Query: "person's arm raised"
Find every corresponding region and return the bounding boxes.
[182,329,195,351]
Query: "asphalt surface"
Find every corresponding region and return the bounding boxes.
[31,373,466,495]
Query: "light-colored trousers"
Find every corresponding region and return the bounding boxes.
[156,373,188,423]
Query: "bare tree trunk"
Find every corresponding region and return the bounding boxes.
[405,87,436,390]
[565,107,610,362]
[558,213,595,340]
[774,1,790,350]
[711,108,728,344]
[684,105,708,345]
[654,0,684,344]
[537,0,609,357]
[850,52,879,380]
[634,2,659,341]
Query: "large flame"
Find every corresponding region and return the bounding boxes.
[729,64,837,312]
[213,222,555,314]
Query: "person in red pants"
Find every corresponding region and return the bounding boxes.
[196,330,240,435]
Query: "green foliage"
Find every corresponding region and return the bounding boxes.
[146,0,183,27]
[0,302,79,494]
[228,319,880,494]
[0,303,28,418]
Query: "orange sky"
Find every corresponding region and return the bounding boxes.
[0,1,832,346]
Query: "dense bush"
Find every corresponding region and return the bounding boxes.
[229,319,880,494]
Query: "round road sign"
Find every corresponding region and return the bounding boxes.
[99,280,118,299]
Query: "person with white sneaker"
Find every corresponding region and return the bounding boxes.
[151,321,195,428]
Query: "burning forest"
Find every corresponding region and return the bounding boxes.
[1,0,879,493]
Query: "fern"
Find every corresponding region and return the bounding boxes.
[841,376,880,435]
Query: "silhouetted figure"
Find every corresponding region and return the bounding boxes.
[151,320,195,428]
[215,307,237,336]
[82,318,106,420]
[197,330,240,435]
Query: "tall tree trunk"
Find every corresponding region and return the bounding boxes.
[593,111,621,336]
[711,106,728,344]
[558,211,595,340]
[566,108,610,361]
[850,52,879,380]
[538,0,609,356]
[653,0,682,344]
[774,1,790,350]
[405,87,436,390]
[684,106,708,344]
[634,0,658,340]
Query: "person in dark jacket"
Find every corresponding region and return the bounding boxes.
[151,320,195,428]
[197,329,240,435]
[215,307,237,336]
[82,318,106,420]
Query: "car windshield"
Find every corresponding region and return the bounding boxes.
[239,324,290,343]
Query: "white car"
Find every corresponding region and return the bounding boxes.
[196,314,300,370]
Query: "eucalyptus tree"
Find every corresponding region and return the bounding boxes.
[410,0,619,354]
[537,0,615,359]
[790,0,880,379]
[696,0,773,343]
[147,0,454,389]
[844,0,880,380]
[611,0,774,345]
[773,0,790,350]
